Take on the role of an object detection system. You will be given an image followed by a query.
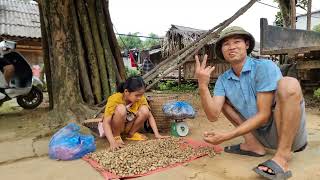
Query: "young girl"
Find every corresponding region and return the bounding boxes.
[101,76,167,150]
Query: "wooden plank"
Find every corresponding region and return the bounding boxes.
[260,18,320,55]
[297,60,320,70]
[183,61,230,80]
[260,46,320,55]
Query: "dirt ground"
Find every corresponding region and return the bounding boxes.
[0,92,319,179]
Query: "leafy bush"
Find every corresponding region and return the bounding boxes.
[314,88,320,99]
[125,67,141,77]
[157,80,197,92]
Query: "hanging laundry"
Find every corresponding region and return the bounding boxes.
[129,51,138,68]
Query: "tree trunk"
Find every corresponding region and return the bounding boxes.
[86,0,111,98]
[76,0,102,103]
[278,0,291,27]
[70,0,95,105]
[290,0,296,29]
[96,0,117,92]
[103,0,126,81]
[307,0,312,30]
[38,0,125,127]
[38,1,53,109]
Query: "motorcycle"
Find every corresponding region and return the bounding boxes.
[0,40,43,109]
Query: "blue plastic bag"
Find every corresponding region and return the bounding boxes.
[48,123,96,160]
[162,101,195,120]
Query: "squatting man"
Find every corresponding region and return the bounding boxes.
[195,26,307,180]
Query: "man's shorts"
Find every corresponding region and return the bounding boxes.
[254,100,307,152]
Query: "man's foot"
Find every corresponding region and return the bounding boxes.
[253,159,292,180]
[224,143,266,157]
[258,156,289,173]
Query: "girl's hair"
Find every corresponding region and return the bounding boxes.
[117,76,146,93]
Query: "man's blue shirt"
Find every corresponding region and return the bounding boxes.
[213,57,282,120]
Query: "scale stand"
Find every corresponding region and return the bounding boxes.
[170,119,189,137]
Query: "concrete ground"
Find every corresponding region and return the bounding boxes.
[0,94,320,180]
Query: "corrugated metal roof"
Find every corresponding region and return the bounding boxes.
[296,9,320,18]
[0,0,41,38]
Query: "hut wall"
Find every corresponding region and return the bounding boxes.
[150,51,162,66]
[18,50,43,65]
[183,59,230,80]
[183,45,230,81]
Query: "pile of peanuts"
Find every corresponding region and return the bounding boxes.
[87,137,216,177]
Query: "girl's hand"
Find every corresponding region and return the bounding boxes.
[109,141,124,151]
[155,134,170,139]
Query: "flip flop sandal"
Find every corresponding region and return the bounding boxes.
[224,144,265,157]
[125,132,148,141]
[294,142,308,153]
[114,136,124,144]
[253,159,292,180]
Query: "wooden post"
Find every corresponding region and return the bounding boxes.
[290,0,296,29]
[307,0,312,30]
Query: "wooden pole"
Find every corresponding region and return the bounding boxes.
[290,0,296,29]
[307,0,312,30]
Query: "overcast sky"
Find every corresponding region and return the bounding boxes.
[109,0,320,41]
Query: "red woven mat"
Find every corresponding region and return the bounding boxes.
[83,138,222,179]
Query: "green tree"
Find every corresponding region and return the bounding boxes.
[313,24,320,32]
[275,11,284,27]
[117,32,143,50]
[142,33,160,49]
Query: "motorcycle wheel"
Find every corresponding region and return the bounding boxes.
[17,86,43,109]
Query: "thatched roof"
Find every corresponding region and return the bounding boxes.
[162,24,213,57]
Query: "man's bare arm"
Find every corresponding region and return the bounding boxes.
[227,91,274,139]
[199,85,225,121]
[195,54,225,121]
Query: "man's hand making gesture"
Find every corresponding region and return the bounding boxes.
[194,54,215,87]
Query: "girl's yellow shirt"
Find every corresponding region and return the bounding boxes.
[104,92,149,117]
